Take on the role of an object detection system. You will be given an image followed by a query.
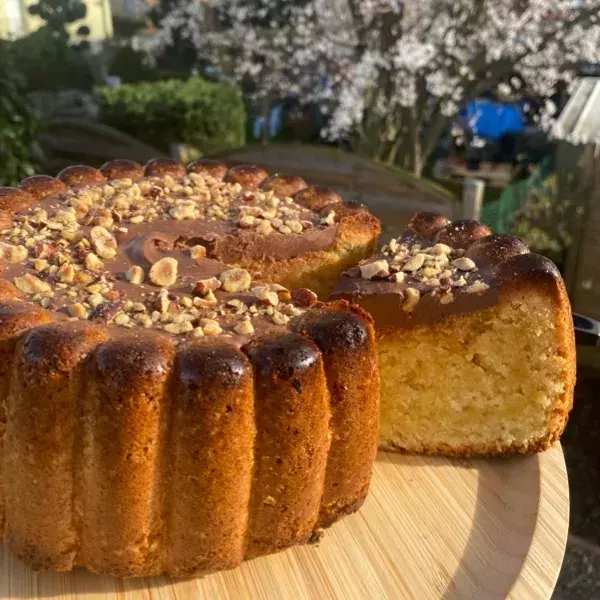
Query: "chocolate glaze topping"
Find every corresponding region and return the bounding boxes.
[330,211,552,332]
[0,159,358,342]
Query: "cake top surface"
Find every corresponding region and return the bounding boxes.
[0,158,354,343]
[332,211,560,330]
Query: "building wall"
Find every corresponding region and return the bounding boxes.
[0,0,113,41]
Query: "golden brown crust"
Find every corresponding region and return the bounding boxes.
[0,280,23,301]
[243,333,330,558]
[18,175,68,201]
[167,341,254,576]
[78,332,175,577]
[0,187,37,214]
[3,322,107,570]
[187,158,228,180]
[436,219,491,248]
[0,301,54,540]
[224,164,269,189]
[57,165,106,187]
[404,211,450,238]
[260,173,307,198]
[100,159,144,181]
[293,301,380,526]
[295,185,343,211]
[144,157,187,179]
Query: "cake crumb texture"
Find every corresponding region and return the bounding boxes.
[378,288,575,456]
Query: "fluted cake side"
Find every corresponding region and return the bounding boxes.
[0,297,379,577]
[0,157,381,577]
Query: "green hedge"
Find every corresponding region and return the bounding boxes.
[96,78,246,155]
[0,54,44,186]
[6,28,95,92]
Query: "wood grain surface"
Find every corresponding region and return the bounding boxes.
[0,444,569,600]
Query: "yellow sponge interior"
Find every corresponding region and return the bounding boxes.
[378,292,570,454]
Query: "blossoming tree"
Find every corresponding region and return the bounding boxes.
[157,0,600,177]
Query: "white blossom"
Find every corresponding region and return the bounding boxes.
[155,0,600,174]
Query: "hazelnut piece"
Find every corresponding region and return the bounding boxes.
[0,242,28,264]
[219,268,251,293]
[359,260,389,280]
[149,257,178,287]
[126,265,145,285]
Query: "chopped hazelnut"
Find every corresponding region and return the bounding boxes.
[88,293,105,308]
[390,271,405,283]
[285,220,303,234]
[194,290,218,307]
[149,257,178,287]
[452,257,476,271]
[402,287,420,312]
[33,258,48,272]
[403,253,426,272]
[238,215,257,228]
[432,243,452,255]
[256,220,273,235]
[291,288,318,307]
[321,211,336,226]
[126,265,145,285]
[164,321,194,334]
[114,313,130,326]
[271,310,290,325]
[169,200,197,220]
[252,285,280,306]
[14,274,52,295]
[219,268,251,293]
[154,291,171,314]
[234,320,255,335]
[202,319,223,336]
[58,263,75,283]
[192,277,221,296]
[90,226,117,260]
[359,260,389,280]
[189,245,207,262]
[85,252,104,272]
[466,280,490,294]
[0,242,28,264]
[68,303,88,319]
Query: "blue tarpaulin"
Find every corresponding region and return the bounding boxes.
[460,100,526,140]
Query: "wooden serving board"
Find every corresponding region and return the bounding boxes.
[0,444,569,600]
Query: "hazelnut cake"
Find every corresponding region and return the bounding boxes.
[332,212,576,457]
[0,158,380,577]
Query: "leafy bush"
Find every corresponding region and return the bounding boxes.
[0,57,44,187]
[96,77,246,155]
[7,27,94,91]
[106,45,187,84]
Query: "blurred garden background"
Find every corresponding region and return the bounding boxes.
[1,1,600,596]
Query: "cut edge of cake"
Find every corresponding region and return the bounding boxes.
[331,212,576,457]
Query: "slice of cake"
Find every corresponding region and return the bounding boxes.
[331,212,576,457]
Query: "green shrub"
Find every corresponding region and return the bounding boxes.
[0,55,44,187]
[7,27,94,91]
[96,77,246,155]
